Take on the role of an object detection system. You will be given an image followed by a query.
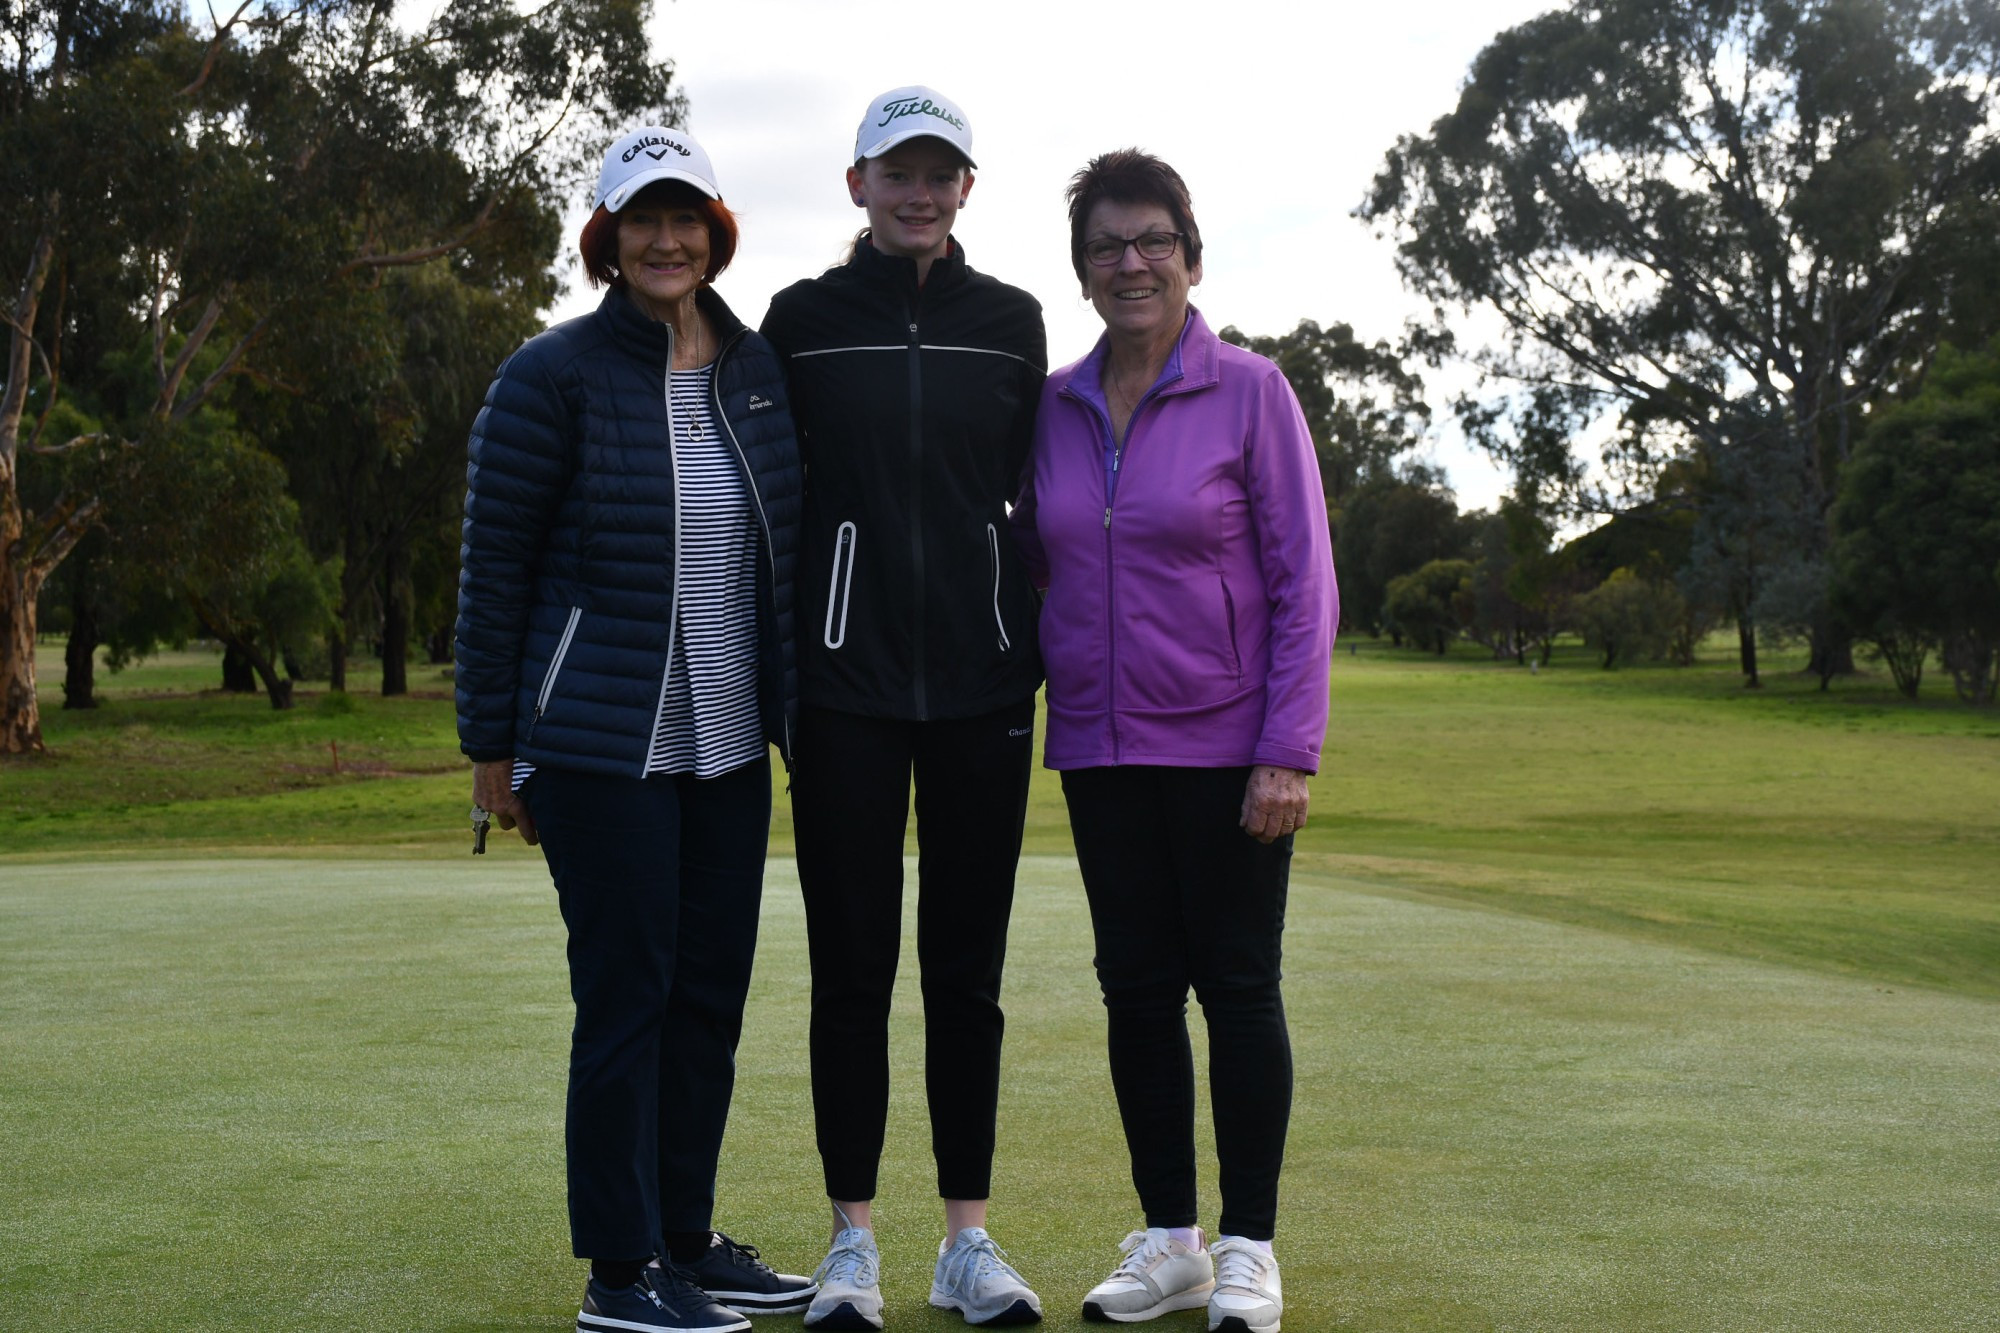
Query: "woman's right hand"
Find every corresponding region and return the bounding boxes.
[472,760,538,846]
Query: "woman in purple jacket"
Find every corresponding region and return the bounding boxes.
[1011,150,1336,1333]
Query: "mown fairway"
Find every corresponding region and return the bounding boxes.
[4,640,1998,1330]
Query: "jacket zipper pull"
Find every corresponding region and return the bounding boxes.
[1103,507,1112,529]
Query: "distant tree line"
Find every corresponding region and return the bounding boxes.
[2,0,677,752]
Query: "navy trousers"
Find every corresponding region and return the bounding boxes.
[526,757,771,1261]
[1060,763,1294,1241]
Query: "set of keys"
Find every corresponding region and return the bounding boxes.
[471,804,491,855]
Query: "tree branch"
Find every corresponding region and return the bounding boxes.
[171,311,272,423]
[178,0,258,96]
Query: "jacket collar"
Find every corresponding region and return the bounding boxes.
[1063,304,1221,408]
[597,283,748,356]
[851,233,970,299]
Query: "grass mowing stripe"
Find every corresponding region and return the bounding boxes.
[2,857,1995,1331]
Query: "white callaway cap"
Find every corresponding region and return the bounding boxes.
[853,85,977,168]
[594,125,721,212]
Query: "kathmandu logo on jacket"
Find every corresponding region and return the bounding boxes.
[748,394,775,411]
[877,97,966,133]
[623,134,693,163]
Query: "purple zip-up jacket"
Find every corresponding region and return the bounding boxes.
[1011,307,1337,773]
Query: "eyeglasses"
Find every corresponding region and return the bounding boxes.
[1083,231,1187,266]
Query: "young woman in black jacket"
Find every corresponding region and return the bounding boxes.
[759,86,1047,1331]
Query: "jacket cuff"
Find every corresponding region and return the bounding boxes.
[1252,745,1321,776]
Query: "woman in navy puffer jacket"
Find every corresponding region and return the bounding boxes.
[454,127,813,1333]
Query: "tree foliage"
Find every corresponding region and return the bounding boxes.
[1360,0,2000,672]
[1831,336,2000,702]
[1333,472,1476,638]
[1572,567,1686,668]
[1386,557,1474,655]
[2,0,678,750]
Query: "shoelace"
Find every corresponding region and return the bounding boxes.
[1212,1242,1270,1291]
[1111,1229,1170,1277]
[815,1234,878,1287]
[941,1232,1019,1287]
[711,1232,773,1275]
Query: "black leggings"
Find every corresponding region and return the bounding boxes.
[791,699,1035,1202]
[1060,763,1293,1241]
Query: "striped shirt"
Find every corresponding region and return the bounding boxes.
[644,365,763,777]
[510,364,761,789]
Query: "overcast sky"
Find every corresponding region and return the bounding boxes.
[547,0,1557,510]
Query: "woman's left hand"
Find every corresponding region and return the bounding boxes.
[1239,764,1310,843]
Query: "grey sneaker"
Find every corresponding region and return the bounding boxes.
[1082,1227,1214,1322]
[803,1227,882,1330]
[1206,1238,1281,1333]
[929,1226,1042,1326]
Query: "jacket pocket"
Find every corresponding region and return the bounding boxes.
[1220,577,1242,683]
[823,522,857,650]
[528,606,583,742]
[986,523,1012,653]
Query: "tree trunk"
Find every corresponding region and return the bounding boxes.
[222,642,257,693]
[426,624,452,665]
[62,579,98,709]
[1738,617,1760,688]
[328,626,348,692]
[1,548,44,753]
[380,538,409,697]
[1808,631,1854,689]
[247,641,294,709]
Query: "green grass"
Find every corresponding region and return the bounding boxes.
[2,857,1996,1331]
[4,634,1999,1328]
[9,635,1998,996]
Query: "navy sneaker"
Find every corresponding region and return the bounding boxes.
[577,1266,751,1333]
[678,1232,818,1316]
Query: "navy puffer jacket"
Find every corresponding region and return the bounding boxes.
[455,285,802,774]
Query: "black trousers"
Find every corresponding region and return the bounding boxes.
[1060,763,1293,1241]
[525,758,771,1261]
[791,698,1036,1202]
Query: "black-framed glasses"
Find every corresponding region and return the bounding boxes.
[1083,231,1186,266]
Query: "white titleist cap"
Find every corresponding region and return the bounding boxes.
[594,125,721,212]
[853,85,976,168]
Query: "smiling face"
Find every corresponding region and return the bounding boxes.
[615,201,711,319]
[1083,198,1201,348]
[847,139,973,267]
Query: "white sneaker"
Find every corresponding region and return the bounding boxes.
[1206,1238,1281,1333]
[803,1228,882,1330]
[1082,1227,1214,1322]
[929,1226,1043,1326]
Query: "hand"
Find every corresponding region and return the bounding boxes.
[1239,764,1310,844]
[472,759,538,846]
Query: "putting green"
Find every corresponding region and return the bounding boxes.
[2,856,1994,1330]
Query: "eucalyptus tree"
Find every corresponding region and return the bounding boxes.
[1359,0,2000,675]
[1,0,677,747]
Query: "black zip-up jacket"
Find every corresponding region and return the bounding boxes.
[456,285,802,773]
[761,236,1046,721]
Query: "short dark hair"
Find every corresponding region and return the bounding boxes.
[578,180,740,289]
[1064,149,1203,285]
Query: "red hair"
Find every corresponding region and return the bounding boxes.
[579,180,740,289]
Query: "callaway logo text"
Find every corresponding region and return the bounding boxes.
[622,134,692,163]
